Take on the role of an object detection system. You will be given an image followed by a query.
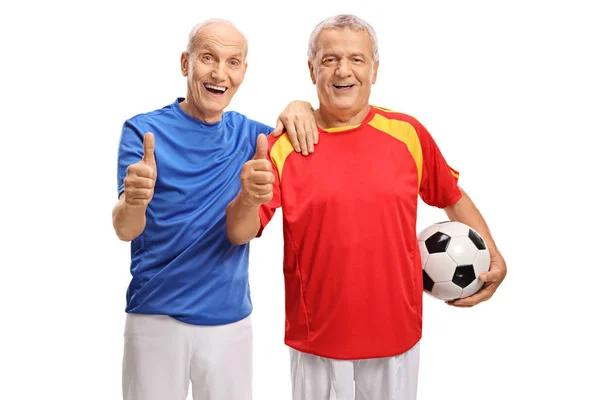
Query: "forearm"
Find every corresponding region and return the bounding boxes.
[226,192,262,245]
[112,195,147,241]
[444,188,499,255]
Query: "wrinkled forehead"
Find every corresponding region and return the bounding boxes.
[191,23,247,58]
[314,27,373,59]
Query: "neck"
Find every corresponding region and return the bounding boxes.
[180,99,222,123]
[316,104,371,129]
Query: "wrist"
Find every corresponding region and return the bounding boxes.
[236,192,260,210]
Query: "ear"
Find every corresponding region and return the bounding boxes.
[308,60,316,84]
[372,61,379,84]
[181,52,189,77]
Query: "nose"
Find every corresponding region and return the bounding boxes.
[335,58,352,78]
[211,62,227,81]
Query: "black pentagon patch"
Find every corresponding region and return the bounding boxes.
[452,265,476,288]
[425,232,451,254]
[468,229,486,250]
[423,270,434,292]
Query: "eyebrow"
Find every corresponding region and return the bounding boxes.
[321,52,367,59]
[197,46,244,59]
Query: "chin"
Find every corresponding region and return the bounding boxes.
[204,98,231,111]
[331,102,358,111]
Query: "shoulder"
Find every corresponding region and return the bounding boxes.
[124,101,176,128]
[371,105,424,129]
[267,133,295,168]
[267,132,291,148]
[223,111,274,133]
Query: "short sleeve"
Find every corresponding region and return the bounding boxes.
[247,119,275,152]
[416,120,462,208]
[117,119,145,198]
[256,137,282,237]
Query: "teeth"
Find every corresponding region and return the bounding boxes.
[205,84,226,92]
[334,84,353,87]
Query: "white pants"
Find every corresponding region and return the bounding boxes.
[290,342,420,400]
[122,313,252,400]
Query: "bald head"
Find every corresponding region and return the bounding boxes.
[186,19,248,63]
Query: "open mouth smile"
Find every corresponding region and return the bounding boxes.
[204,83,228,95]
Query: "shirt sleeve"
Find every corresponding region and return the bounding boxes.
[256,137,282,237]
[248,119,275,152]
[117,119,145,198]
[416,120,462,208]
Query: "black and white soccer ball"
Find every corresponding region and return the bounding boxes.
[417,221,490,301]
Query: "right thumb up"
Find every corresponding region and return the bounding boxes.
[142,132,156,166]
[253,134,268,160]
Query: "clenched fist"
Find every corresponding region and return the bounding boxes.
[123,132,157,207]
[239,134,274,207]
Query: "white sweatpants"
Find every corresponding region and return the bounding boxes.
[122,313,252,400]
[290,342,420,400]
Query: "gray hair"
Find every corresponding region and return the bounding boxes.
[307,14,379,62]
[186,18,249,62]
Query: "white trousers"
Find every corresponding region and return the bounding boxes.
[122,313,252,400]
[290,342,420,400]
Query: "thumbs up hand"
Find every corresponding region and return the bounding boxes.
[239,134,274,207]
[123,132,157,207]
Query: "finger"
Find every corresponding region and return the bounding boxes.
[257,160,273,172]
[251,183,273,195]
[297,128,308,156]
[253,134,269,160]
[253,192,273,205]
[304,120,315,154]
[480,269,503,283]
[445,301,473,308]
[129,177,155,189]
[138,164,157,180]
[450,285,495,307]
[285,120,301,152]
[127,163,156,181]
[250,171,275,184]
[142,132,155,164]
[271,119,284,137]
[125,197,148,207]
[242,192,273,207]
[127,188,154,200]
[311,119,319,145]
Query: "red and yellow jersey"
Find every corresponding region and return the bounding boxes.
[258,105,462,360]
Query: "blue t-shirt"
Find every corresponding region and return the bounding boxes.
[117,98,273,325]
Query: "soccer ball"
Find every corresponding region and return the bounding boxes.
[417,221,490,301]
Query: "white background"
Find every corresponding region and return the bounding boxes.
[1,0,599,399]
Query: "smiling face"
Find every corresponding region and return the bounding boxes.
[309,27,379,127]
[180,22,248,123]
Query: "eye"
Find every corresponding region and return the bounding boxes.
[230,59,241,67]
[352,57,364,63]
[201,54,214,62]
[323,57,336,65]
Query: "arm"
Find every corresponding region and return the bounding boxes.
[226,134,274,245]
[271,100,318,156]
[112,131,157,242]
[444,187,507,307]
[226,194,262,245]
[112,194,148,241]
